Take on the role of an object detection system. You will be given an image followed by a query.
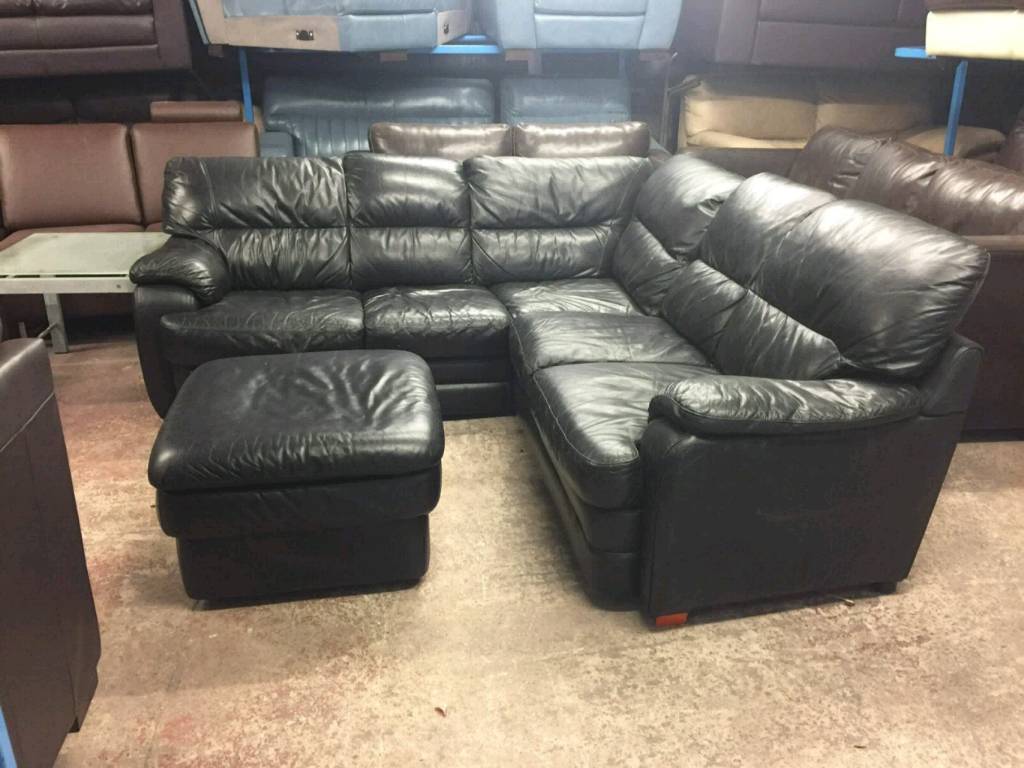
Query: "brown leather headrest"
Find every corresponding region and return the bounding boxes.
[150,100,245,123]
[849,141,946,217]
[513,122,651,158]
[368,123,513,161]
[789,127,888,198]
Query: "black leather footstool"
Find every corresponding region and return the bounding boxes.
[148,350,444,601]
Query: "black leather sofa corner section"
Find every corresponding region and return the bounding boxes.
[131,153,989,621]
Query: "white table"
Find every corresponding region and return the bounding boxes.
[0,232,169,353]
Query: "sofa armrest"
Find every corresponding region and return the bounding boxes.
[649,376,922,437]
[130,237,230,306]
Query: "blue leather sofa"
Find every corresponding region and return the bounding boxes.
[192,0,471,52]
[476,0,683,50]
[500,78,632,124]
[261,75,496,156]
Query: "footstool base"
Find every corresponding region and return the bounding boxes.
[177,516,430,601]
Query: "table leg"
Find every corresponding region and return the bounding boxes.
[944,60,969,157]
[238,48,255,124]
[43,293,68,354]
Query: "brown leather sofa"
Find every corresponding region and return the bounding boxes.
[695,126,1024,432]
[0,338,101,767]
[676,0,927,69]
[369,121,672,164]
[0,120,257,333]
[0,0,191,78]
[999,107,1024,172]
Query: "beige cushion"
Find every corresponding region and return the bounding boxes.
[815,76,933,134]
[926,10,1024,60]
[899,125,1007,158]
[682,75,817,145]
[686,131,808,150]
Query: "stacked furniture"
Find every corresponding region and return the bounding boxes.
[676,72,1005,160]
[0,0,191,78]
[0,120,257,334]
[260,76,646,157]
[0,339,101,766]
[690,127,1024,432]
[131,153,987,621]
[192,0,472,52]
[260,76,496,157]
[476,0,683,50]
[675,0,927,69]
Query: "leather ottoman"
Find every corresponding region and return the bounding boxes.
[148,350,444,601]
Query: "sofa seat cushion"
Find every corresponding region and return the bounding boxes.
[527,362,711,510]
[0,223,144,251]
[511,312,713,378]
[362,285,510,359]
[150,350,444,495]
[491,278,640,318]
[160,290,364,368]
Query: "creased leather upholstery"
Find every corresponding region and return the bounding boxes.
[848,139,945,216]
[467,156,651,284]
[650,377,922,436]
[369,123,513,161]
[491,279,640,318]
[159,290,364,367]
[129,237,232,306]
[788,128,888,198]
[664,174,989,380]
[164,156,351,290]
[150,350,443,493]
[612,155,743,314]
[363,285,509,359]
[510,312,712,379]
[512,122,651,158]
[919,159,1024,236]
[345,153,472,289]
[528,362,711,510]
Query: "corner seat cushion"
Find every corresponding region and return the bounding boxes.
[362,285,510,359]
[511,312,713,378]
[160,290,364,368]
[150,350,444,494]
[491,278,640,318]
[527,362,712,510]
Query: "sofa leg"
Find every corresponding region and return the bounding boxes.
[873,581,899,595]
[655,612,689,628]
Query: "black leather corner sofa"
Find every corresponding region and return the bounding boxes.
[131,150,989,623]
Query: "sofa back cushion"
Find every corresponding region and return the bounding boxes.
[916,159,1024,236]
[499,78,632,124]
[368,123,513,161]
[612,154,742,315]
[130,121,259,226]
[0,123,141,230]
[998,106,1024,172]
[664,174,989,380]
[467,156,651,284]
[848,140,945,218]
[263,76,496,156]
[788,128,888,197]
[345,153,472,289]
[163,156,351,290]
[512,122,651,158]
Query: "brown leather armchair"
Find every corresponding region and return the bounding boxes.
[0,338,101,767]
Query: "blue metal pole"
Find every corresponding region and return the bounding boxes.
[945,60,969,156]
[238,48,255,124]
[0,704,16,768]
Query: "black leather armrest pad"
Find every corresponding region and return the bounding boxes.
[650,376,922,436]
[129,237,230,306]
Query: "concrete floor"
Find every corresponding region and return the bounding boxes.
[51,337,1023,768]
